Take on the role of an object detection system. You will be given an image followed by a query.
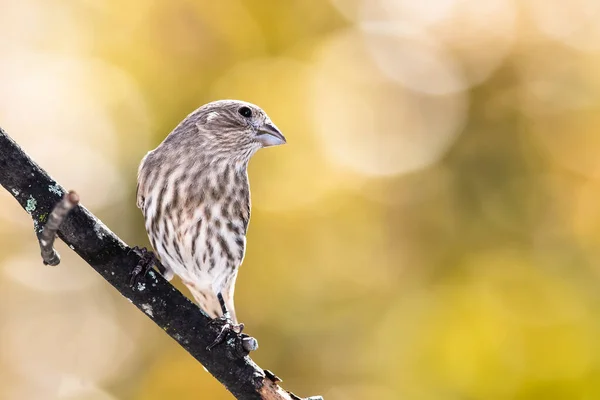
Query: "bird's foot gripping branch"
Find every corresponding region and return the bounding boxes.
[0,127,323,400]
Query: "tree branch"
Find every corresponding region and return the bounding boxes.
[0,127,322,400]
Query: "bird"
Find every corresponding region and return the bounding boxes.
[132,99,286,348]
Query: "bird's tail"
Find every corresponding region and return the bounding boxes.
[186,283,237,323]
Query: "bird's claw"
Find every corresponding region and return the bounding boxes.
[129,246,159,287]
[206,316,245,351]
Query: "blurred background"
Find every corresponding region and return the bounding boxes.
[1,0,600,399]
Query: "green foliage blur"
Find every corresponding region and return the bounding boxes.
[1,0,600,399]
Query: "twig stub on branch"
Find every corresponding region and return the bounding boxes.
[38,190,80,266]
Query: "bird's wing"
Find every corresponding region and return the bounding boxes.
[136,152,151,210]
[135,181,144,210]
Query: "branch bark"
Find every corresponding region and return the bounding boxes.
[0,127,322,400]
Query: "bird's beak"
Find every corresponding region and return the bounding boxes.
[256,122,286,147]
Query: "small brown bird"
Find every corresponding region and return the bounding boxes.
[133,100,285,347]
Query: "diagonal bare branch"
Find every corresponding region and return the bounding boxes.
[0,126,322,400]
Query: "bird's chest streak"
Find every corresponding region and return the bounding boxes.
[144,185,249,293]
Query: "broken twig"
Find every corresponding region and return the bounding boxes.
[38,190,79,265]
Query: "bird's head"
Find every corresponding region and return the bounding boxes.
[166,100,286,165]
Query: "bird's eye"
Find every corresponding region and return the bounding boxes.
[238,106,252,118]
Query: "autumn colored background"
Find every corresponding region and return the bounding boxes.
[1,0,600,399]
